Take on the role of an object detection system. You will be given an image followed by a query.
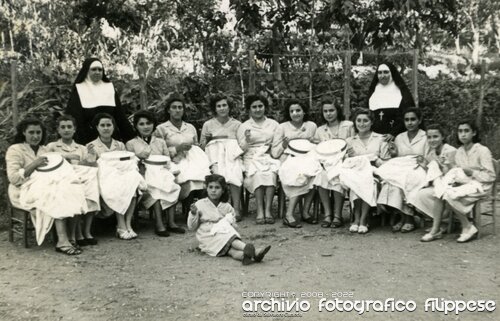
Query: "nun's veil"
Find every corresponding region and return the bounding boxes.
[73,58,111,84]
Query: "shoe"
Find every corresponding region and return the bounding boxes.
[84,237,98,245]
[349,224,359,233]
[265,217,275,224]
[358,225,369,234]
[56,245,82,256]
[167,226,186,234]
[116,228,132,240]
[331,217,343,228]
[283,218,302,228]
[155,228,170,237]
[401,223,416,233]
[242,244,256,265]
[420,232,443,242]
[392,222,403,232]
[254,245,271,262]
[321,217,332,228]
[128,230,138,239]
[457,225,478,243]
[76,239,88,247]
[302,216,318,225]
[255,217,265,225]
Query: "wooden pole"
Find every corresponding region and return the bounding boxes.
[412,48,419,107]
[343,50,352,119]
[477,59,486,128]
[238,60,245,111]
[137,53,147,110]
[308,0,315,111]
[249,49,255,94]
[11,58,18,125]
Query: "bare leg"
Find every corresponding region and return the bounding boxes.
[82,212,94,239]
[230,184,242,219]
[75,218,84,241]
[285,196,300,223]
[152,201,166,231]
[125,197,137,232]
[167,206,181,228]
[318,188,332,224]
[67,217,78,242]
[227,248,244,261]
[264,186,275,219]
[352,200,362,226]
[360,201,371,227]
[453,211,473,233]
[332,191,344,222]
[55,219,72,248]
[254,187,265,220]
[232,239,246,250]
[302,190,315,220]
[429,202,444,235]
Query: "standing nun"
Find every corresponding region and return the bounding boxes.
[366,62,415,141]
[66,57,135,145]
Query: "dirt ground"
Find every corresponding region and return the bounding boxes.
[1,199,499,321]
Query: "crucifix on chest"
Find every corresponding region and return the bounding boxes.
[378,111,384,121]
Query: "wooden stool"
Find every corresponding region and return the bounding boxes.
[9,203,35,248]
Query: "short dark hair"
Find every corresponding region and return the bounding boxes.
[13,117,47,144]
[425,123,447,142]
[203,174,230,203]
[92,113,116,130]
[209,94,231,114]
[245,94,268,112]
[283,98,309,122]
[403,107,425,130]
[319,96,345,123]
[133,110,157,133]
[351,108,374,133]
[56,114,77,127]
[456,118,481,144]
[164,94,186,120]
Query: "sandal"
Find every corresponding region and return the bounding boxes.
[254,245,271,262]
[255,217,265,225]
[302,216,318,225]
[70,240,82,250]
[358,225,369,234]
[331,217,343,228]
[265,217,275,224]
[321,217,332,228]
[116,228,133,240]
[55,245,82,256]
[420,232,443,242]
[392,222,403,233]
[401,223,416,233]
[283,218,302,228]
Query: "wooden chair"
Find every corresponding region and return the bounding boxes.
[8,200,35,248]
[448,159,499,238]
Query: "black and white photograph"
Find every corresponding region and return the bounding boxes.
[0,0,499,320]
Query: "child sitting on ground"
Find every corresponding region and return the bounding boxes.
[188,174,271,265]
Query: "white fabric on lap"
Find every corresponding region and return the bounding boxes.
[174,146,211,185]
[205,139,244,186]
[339,156,377,207]
[144,157,180,210]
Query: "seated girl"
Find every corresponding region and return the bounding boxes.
[47,114,101,247]
[312,97,355,228]
[377,107,427,233]
[344,108,391,234]
[188,174,271,265]
[87,113,146,240]
[412,124,456,242]
[443,120,495,242]
[126,110,181,237]
[6,118,87,255]
[200,95,244,221]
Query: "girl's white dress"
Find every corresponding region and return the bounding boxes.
[236,117,283,193]
[200,118,244,187]
[187,198,240,257]
[155,121,211,200]
[312,121,355,192]
[126,136,180,210]
[377,129,427,215]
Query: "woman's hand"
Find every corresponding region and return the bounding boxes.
[136,149,151,160]
[346,146,355,157]
[32,156,49,168]
[65,154,81,164]
[176,143,192,153]
[416,155,428,168]
[383,134,394,142]
[462,167,474,176]
[87,143,96,155]
[190,204,198,215]
[244,129,252,142]
[282,137,289,149]
[387,142,398,157]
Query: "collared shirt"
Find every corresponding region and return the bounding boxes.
[6,143,49,186]
[154,121,198,157]
[126,136,171,160]
[46,139,88,162]
[394,129,427,156]
[280,121,317,140]
[455,143,496,183]
[314,121,355,143]
[86,137,125,158]
[199,117,241,148]
[236,117,283,158]
[346,132,391,160]
[424,143,456,166]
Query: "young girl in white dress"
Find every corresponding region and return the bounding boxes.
[312,97,355,228]
[377,107,427,233]
[412,124,456,242]
[188,174,271,265]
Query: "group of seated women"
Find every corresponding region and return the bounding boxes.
[6,90,497,256]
